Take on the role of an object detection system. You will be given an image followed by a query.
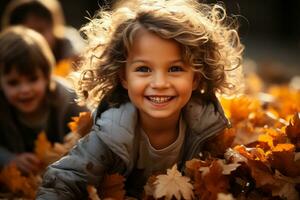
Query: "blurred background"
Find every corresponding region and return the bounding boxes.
[1,0,299,85]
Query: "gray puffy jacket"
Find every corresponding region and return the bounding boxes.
[37,95,229,199]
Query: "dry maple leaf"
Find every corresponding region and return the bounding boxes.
[68,111,93,136]
[197,160,230,200]
[268,170,300,200]
[204,128,236,157]
[34,132,53,164]
[87,185,101,200]
[216,160,241,175]
[185,158,211,179]
[258,133,275,149]
[246,159,276,188]
[267,86,300,118]
[34,131,51,159]
[34,132,63,166]
[269,143,300,177]
[216,193,235,200]
[0,163,39,199]
[143,175,157,198]
[153,165,194,200]
[224,148,248,164]
[233,145,268,163]
[231,122,261,146]
[285,112,300,148]
[220,96,261,123]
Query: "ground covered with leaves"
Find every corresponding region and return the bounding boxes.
[0,74,299,200]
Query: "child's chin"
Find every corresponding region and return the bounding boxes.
[17,104,39,114]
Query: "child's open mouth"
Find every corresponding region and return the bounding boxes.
[19,96,35,104]
[146,96,174,104]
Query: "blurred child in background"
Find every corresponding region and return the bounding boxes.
[1,0,84,66]
[0,26,88,175]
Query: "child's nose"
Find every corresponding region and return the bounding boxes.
[150,72,170,89]
[19,83,31,93]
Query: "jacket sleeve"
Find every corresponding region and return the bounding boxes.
[0,146,15,168]
[36,126,125,200]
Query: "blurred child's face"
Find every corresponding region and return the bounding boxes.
[0,68,48,115]
[122,28,198,122]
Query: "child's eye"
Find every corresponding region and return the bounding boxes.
[169,66,184,72]
[28,75,38,82]
[7,80,19,86]
[135,66,151,72]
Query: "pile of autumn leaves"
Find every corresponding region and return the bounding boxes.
[0,84,299,200]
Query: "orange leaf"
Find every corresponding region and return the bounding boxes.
[220,96,261,123]
[53,59,72,77]
[68,112,93,136]
[267,86,300,118]
[34,132,52,161]
[0,163,38,199]
[34,132,65,166]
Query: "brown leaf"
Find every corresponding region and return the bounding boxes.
[204,128,236,157]
[269,143,300,176]
[193,160,230,200]
[100,173,126,200]
[285,113,300,148]
[0,163,39,199]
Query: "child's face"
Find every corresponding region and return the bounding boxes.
[0,68,48,115]
[122,28,198,122]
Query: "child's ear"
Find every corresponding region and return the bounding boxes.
[192,74,200,91]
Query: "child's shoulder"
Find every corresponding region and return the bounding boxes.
[95,101,136,124]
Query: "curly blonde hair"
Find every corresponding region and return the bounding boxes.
[75,0,244,109]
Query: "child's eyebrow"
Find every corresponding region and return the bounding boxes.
[129,59,184,65]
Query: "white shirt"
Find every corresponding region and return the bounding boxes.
[136,116,186,174]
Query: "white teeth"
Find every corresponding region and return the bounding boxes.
[148,96,172,103]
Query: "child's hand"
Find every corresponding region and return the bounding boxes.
[11,153,41,175]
